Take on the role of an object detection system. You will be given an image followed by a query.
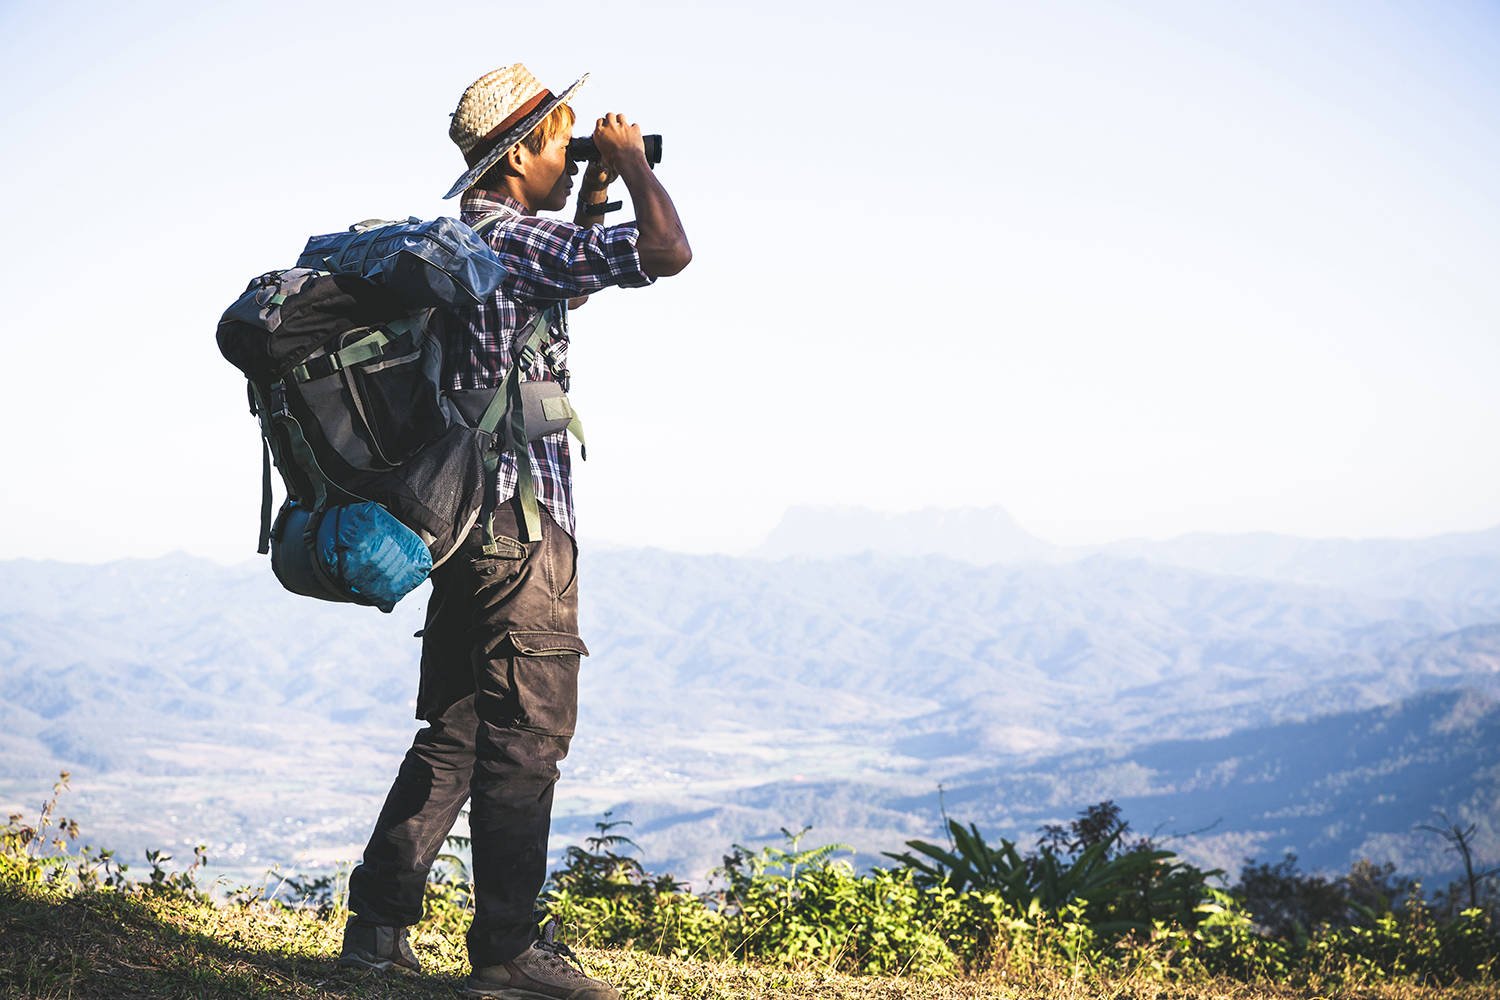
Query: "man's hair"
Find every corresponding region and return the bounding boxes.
[520,101,575,155]
[475,102,574,190]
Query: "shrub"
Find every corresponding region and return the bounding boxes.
[886,800,1222,940]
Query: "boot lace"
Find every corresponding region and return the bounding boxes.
[533,917,591,979]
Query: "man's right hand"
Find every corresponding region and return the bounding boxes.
[591,113,647,172]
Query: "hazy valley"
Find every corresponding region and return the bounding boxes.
[2,507,1497,891]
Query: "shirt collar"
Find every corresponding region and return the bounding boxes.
[460,190,530,222]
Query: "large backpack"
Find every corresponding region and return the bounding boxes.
[217,216,577,612]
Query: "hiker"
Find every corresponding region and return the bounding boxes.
[337,64,690,999]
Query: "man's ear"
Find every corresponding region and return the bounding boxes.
[503,142,529,178]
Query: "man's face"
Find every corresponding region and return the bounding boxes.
[526,131,577,213]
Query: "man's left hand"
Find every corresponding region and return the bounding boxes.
[580,159,617,193]
[573,159,618,231]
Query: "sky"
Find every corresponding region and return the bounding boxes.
[1,0,1497,562]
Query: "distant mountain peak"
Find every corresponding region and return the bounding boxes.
[754,504,1054,564]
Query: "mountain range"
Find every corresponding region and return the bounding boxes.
[758,504,1500,591]
[1,507,1496,891]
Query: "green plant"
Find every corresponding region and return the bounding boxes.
[143,844,209,900]
[709,827,960,975]
[0,772,80,889]
[1420,811,1500,921]
[544,813,702,954]
[886,801,1220,938]
[1,772,213,904]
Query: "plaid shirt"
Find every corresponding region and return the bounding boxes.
[441,191,654,537]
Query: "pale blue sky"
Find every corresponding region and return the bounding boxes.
[1,0,1497,561]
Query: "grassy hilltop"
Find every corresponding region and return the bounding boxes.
[3,871,1494,1000]
[3,778,1496,999]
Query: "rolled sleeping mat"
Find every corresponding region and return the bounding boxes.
[270,500,433,613]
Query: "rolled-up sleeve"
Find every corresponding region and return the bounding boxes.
[491,217,655,301]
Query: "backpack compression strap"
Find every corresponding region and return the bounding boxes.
[247,314,428,553]
[249,383,274,554]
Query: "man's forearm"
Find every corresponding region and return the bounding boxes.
[615,152,691,277]
[570,163,617,307]
[573,164,615,228]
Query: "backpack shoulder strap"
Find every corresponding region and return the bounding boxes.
[473,307,554,437]
[474,304,565,549]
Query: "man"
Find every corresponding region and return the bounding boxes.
[338,63,690,1000]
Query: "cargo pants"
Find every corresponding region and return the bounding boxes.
[347,499,586,967]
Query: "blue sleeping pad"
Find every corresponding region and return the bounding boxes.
[272,501,432,613]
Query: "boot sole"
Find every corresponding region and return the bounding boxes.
[337,954,420,975]
[463,986,616,999]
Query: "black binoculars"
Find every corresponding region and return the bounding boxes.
[567,134,663,166]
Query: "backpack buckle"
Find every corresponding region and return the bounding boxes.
[291,352,343,383]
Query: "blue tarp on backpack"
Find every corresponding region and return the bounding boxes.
[297,216,506,307]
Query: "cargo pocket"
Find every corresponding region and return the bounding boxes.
[476,532,528,562]
[505,630,589,737]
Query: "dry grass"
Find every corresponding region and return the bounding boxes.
[1,872,1491,1000]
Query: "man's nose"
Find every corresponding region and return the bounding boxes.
[567,159,579,176]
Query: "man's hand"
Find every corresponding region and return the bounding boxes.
[579,159,618,193]
[572,115,631,232]
[573,155,618,232]
[591,113,647,171]
[588,111,691,278]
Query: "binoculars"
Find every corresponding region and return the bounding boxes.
[568,134,663,166]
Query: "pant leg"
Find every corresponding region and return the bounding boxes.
[347,501,584,967]
[464,504,584,967]
[347,566,480,926]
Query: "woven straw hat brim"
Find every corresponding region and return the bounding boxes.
[443,74,587,200]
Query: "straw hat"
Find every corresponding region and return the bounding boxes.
[443,64,588,200]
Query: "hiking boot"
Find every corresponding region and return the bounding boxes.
[464,934,618,999]
[337,916,421,974]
